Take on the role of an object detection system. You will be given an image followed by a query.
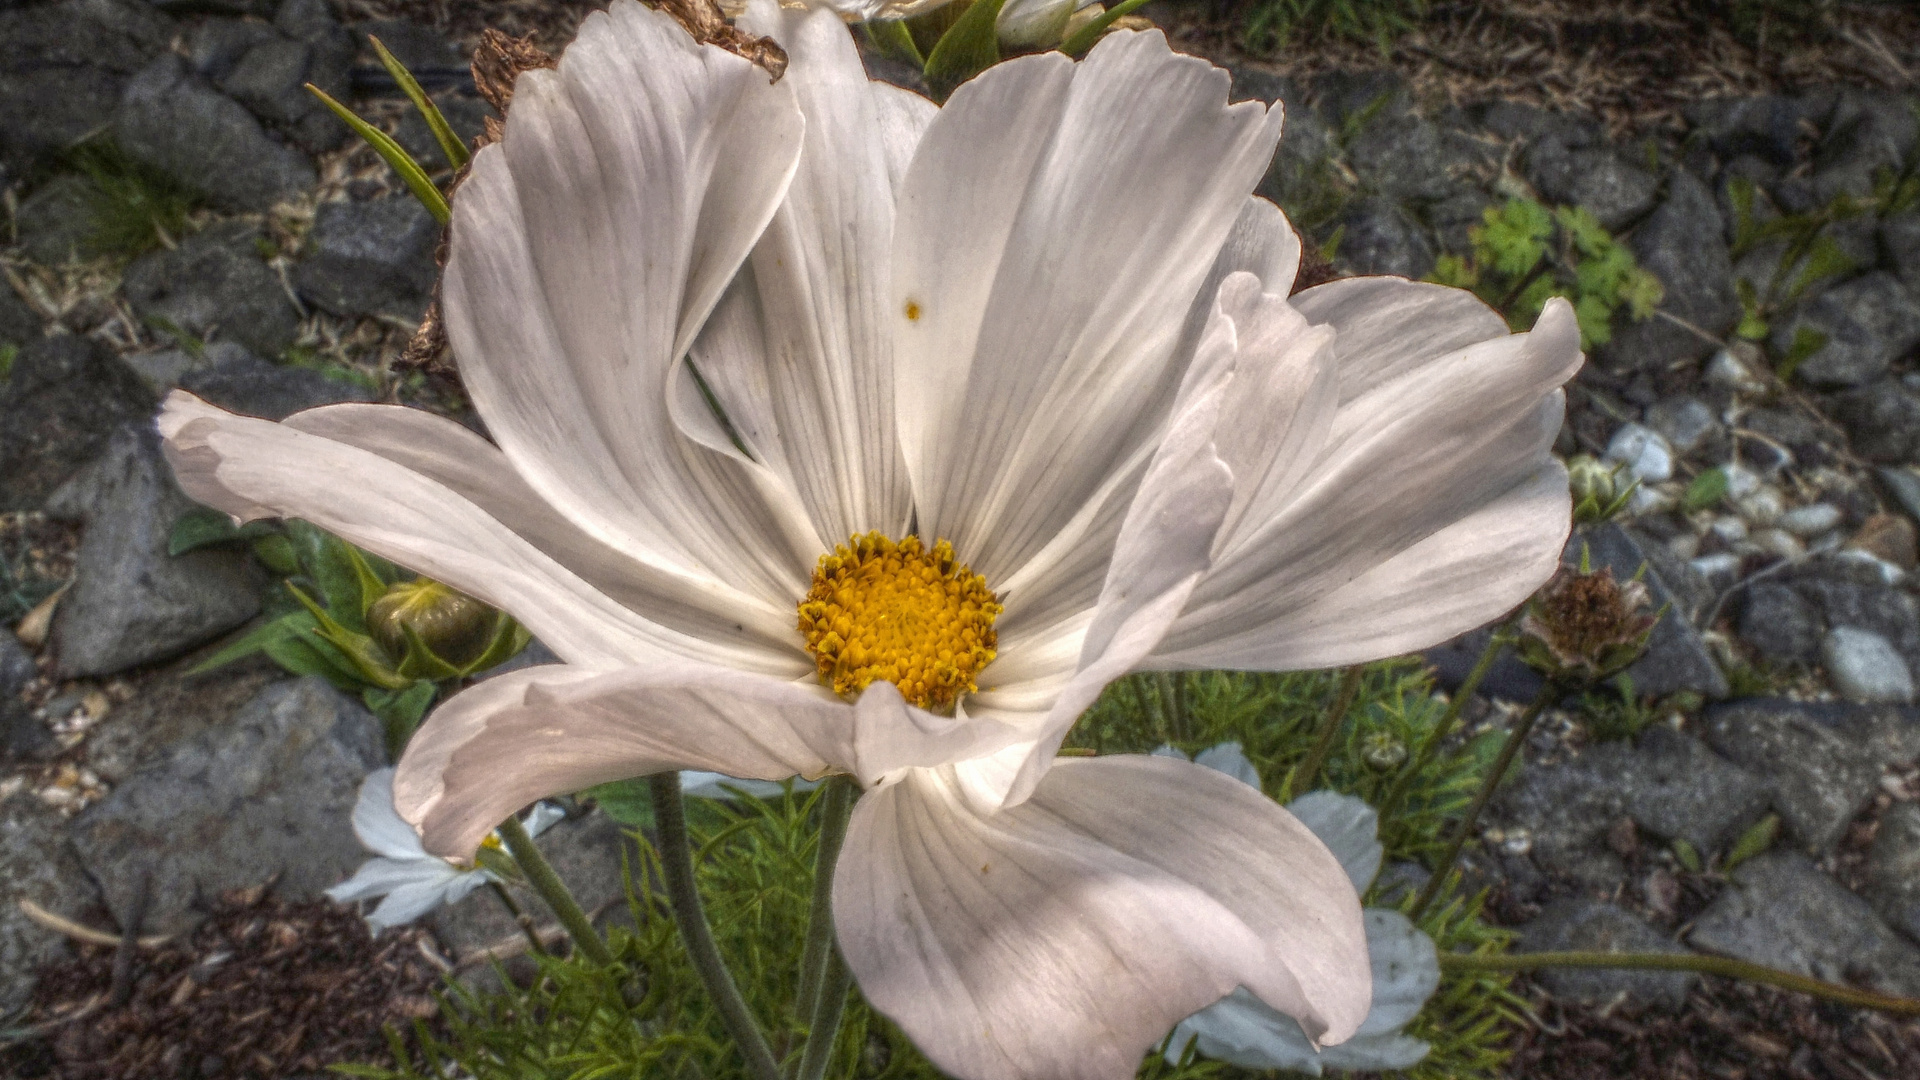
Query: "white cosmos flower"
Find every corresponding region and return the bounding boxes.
[1160,745,1441,1074]
[325,767,564,933]
[158,2,1577,1076]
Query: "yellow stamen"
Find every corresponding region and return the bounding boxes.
[480,833,504,851]
[797,532,1001,711]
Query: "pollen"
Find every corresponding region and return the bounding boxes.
[797,532,1001,711]
[904,299,921,321]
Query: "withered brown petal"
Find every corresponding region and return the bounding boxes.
[646,0,788,82]
[471,28,557,115]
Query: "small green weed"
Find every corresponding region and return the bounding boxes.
[1575,675,1655,743]
[63,140,201,260]
[0,343,16,381]
[1426,197,1663,349]
[1240,0,1430,56]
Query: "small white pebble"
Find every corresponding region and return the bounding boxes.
[1690,552,1743,588]
[1710,517,1749,544]
[1778,502,1842,537]
[1834,548,1907,586]
[1667,533,1702,560]
[1605,423,1675,484]
[1809,530,1844,554]
[1627,485,1676,516]
[1737,487,1785,526]
[1823,626,1916,704]
[1722,463,1762,500]
[1706,349,1767,393]
[1750,528,1806,560]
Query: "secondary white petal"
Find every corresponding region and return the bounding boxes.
[394,663,1026,859]
[325,856,450,905]
[445,0,812,614]
[159,393,745,672]
[366,873,488,933]
[834,758,1368,1080]
[522,802,567,838]
[1286,790,1384,895]
[680,771,822,800]
[351,768,426,861]
[894,30,1281,587]
[1289,276,1513,404]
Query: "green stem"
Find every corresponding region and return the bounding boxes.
[788,777,857,1077]
[1154,671,1183,744]
[1439,951,1920,1017]
[795,947,856,1080]
[1284,665,1365,801]
[1380,617,1516,821]
[649,772,783,1080]
[496,814,613,967]
[487,880,547,957]
[1408,677,1560,920]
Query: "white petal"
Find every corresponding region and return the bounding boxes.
[894,31,1281,587]
[521,802,567,838]
[351,767,426,861]
[325,856,448,904]
[445,0,814,613]
[1286,790,1383,894]
[393,663,1025,859]
[1159,298,1581,667]
[365,872,485,932]
[1192,742,1263,790]
[996,0,1076,47]
[833,757,1370,1080]
[284,402,805,658]
[1289,276,1513,404]
[679,771,822,800]
[160,393,759,672]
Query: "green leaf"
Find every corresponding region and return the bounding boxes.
[1682,467,1730,512]
[368,35,470,171]
[862,19,923,67]
[1553,204,1610,257]
[1424,252,1478,290]
[188,611,314,674]
[1778,324,1828,383]
[1785,233,1856,301]
[922,0,1008,103]
[305,82,450,224]
[1672,837,1702,873]
[249,533,302,576]
[365,678,437,756]
[1619,267,1664,319]
[264,628,368,691]
[1479,198,1553,278]
[582,778,655,829]
[1572,293,1614,348]
[286,582,412,689]
[395,621,465,682]
[168,507,275,556]
[304,530,377,633]
[1723,813,1779,873]
[1060,0,1153,56]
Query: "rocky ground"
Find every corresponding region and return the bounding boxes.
[2,0,1920,1078]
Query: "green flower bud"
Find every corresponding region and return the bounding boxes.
[1567,454,1636,525]
[1360,732,1407,771]
[368,580,499,671]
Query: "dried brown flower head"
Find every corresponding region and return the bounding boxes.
[471,29,557,117]
[1516,564,1661,684]
[646,0,788,82]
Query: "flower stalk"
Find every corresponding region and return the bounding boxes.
[1284,665,1366,800]
[1437,950,1920,1017]
[797,949,856,1080]
[496,814,615,967]
[649,771,784,1080]
[1408,676,1561,920]
[789,776,857,1077]
[487,880,548,956]
[1378,615,1518,822]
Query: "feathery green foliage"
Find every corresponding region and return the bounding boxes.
[62,140,201,260]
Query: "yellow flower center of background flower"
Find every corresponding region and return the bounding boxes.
[797,532,1001,711]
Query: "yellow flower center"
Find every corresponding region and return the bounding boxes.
[797,532,1001,711]
[480,833,504,851]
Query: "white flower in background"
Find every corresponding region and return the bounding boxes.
[325,767,564,933]
[1164,744,1442,1075]
[160,0,1576,1075]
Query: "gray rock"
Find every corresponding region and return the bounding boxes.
[1880,466,1920,525]
[112,54,315,212]
[0,632,32,700]
[0,0,174,179]
[1738,556,1920,679]
[67,677,385,935]
[1347,111,1453,203]
[49,425,264,677]
[0,335,156,512]
[1257,106,1337,223]
[1474,101,1601,148]
[1686,95,1825,167]
[295,196,440,320]
[0,791,104,1012]
[1813,90,1920,203]
[1,698,58,763]
[0,281,39,348]
[1700,698,1914,850]
[177,347,374,419]
[14,174,98,265]
[1526,140,1661,232]
[1427,187,1494,258]
[273,0,338,43]
[187,17,279,82]
[355,19,467,73]
[1738,581,1824,663]
[1774,272,1920,389]
[1423,624,1544,704]
[218,29,352,153]
[1867,801,1920,944]
[1518,898,1695,1008]
[1831,379,1920,463]
[81,654,284,785]
[122,343,215,396]
[1609,725,1771,856]
[1334,196,1435,279]
[121,220,301,358]
[425,809,642,989]
[1575,523,1728,699]
[1690,851,1920,996]
[1644,396,1719,457]
[1311,69,1406,129]
[1486,749,1628,891]
[1823,626,1916,704]
[1592,170,1740,373]
[1887,213,1920,295]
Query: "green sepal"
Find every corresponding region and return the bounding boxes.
[188,611,314,674]
[286,582,413,690]
[1060,0,1154,55]
[923,0,1008,103]
[305,82,451,224]
[863,19,923,67]
[459,613,533,677]
[364,678,437,758]
[367,35,471,171]
[473,845,522,882]
[169,507,275,556]
[396,621,465,682]
[265,627,371,692]
[249,533,303,576]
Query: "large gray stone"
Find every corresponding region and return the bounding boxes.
[67,677,386,935]
[0,279,41,349]
[1347,111,1454,203]
[1887,213,1920,295]
[176,346,374,420]
[1689,851,1920,996]
[1526,140,1661,232]
[1699,698,1917,850]
[1824,626,1916,704]
[1813,90,1920,203]
[14,174,98,265]
[0,0,174,179]
[1518,898,1695,1008]
[0,335,156,512]
[112,53,315,212]
[1592,170,1740,373]
[0,791,103,1013]
[295,196,441,320]
[48,424,264,677]
[188,16,279,82]
[217,27,352,153]
[1486,749,1628,891]
[1575,523,1728,698]
[1867,801,1920,944]
[121,220,301,358]
[1774,272,1920,389]
[1830,379,1920,464]
[1607,725,1770,856]
[1335,196,1435,280]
